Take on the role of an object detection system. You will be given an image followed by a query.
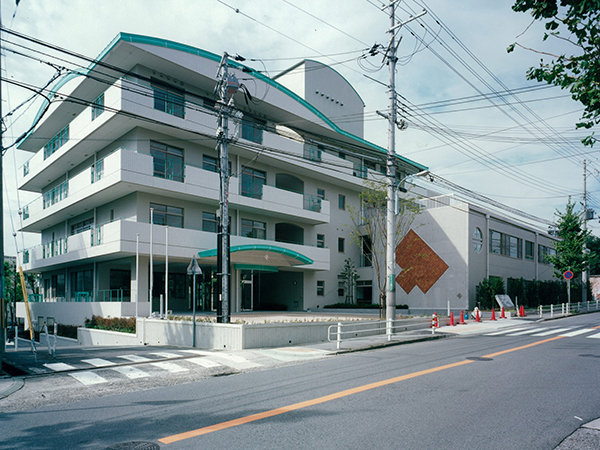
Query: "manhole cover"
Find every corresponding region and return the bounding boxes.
[104,442,160,450]
[466,356,493,362]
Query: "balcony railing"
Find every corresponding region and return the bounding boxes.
[303,194,322,212]
[42,238,68,259]
[97,289,130,302]
[43,181,68,209]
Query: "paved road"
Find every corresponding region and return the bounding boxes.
[2,314,600,449]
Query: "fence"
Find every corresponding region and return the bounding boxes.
[537,301,600,319]
[327,318,432,349]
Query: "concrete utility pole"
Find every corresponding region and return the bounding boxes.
[215,53,238,324]
[384,2,426,336]
[583,159,588,302]
[0,3,6,359]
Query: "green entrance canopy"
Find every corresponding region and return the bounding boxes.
[197,244,313,268]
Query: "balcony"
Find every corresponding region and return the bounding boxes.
[21,219,330,272]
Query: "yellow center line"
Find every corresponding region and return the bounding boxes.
[159,336,566,445]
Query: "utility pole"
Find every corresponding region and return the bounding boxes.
[215,53,238,324]
[583,159,588,302]
[0,2,6,360]
[383,2,426,336]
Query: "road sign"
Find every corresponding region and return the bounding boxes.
[564,270,574,280]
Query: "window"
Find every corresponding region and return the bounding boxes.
[71,218,94,235]
[110,270,130,291]
[71,269,93,294]
[338,237,345,253]
[526,241,534,260]
[364,160,377,171]
[338,279,344,297]
[44,125,69,159]
[472,227,483,253]
[202,212,218,233]
[338,194,346,210]
[489,230,522,259]
[91,93,104,120]
[317,188,325,201]
[241,115,265,144]
[203,155,218,173]
[353,163,367,179]
[338,152,346,159]
[538,244,556,265]
[152,79,184,118]
[317,280,325,296]
[241,219,266,240]
[151,203,184,228]
[150,141,184,182]
[241,168,266,199]
[317,234,325,248]
[361,235,372,267]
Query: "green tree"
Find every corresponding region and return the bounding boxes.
[348,180,421,314]
[508,0,600,146]
[587,234,600,275]
[547,198,590,278]
[339,258,359,304]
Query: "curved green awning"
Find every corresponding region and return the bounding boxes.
[198,244,313,268]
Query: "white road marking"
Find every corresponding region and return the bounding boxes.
[117,355,152,363]
[586,332,600,339]
[69,371,107,385]
[559,329,594,337]
[44,362,76,372]
[531,328,572,336]
[484,327,531,336]
[150,352,183,359]
[506,329,540,336]
[151,361,188,373]
[82,358,116,367]
[179,350,262,369]
[187,357,222,368]
[111,366,150,379]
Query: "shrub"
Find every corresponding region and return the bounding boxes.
[84,315,136,333]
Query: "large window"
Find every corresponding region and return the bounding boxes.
[71,218,94,235]
[71,270,93,294]
[202,212,218,233]
[151,203,184,228]
[150,141,184,182]
[241,168,266,199]
[538,244,556,265]
[361,235,373,267]
[203,155,218,173]
[525,241,535,260]
[44,125,69,159]
[490,230,522,259]
[241,219,266,240]
[152,79,185,118]
[241,115,265,144]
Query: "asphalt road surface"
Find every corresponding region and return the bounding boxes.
[2,314,600,449]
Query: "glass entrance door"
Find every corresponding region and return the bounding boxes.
[241,270,253,311]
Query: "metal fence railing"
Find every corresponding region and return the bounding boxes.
[328,318,431,350]
[537,301,600,319]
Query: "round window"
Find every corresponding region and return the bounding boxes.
[472,227,483,253]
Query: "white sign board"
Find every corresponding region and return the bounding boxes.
[495,294,515,309]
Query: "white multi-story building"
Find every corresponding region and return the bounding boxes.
[16,33,426,325]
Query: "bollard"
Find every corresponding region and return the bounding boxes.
[43,322,52,355]
[336,322,342,350]
[52,323,58,359]
[14,325,18,351]
[551,304,554,318]
[539,305,542,319]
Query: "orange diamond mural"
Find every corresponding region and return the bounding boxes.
[395,229,448,294]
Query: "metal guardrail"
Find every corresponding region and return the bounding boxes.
[537,301,600,319]
[328,318,431,350]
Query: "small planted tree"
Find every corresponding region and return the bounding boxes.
[339,258,359,304]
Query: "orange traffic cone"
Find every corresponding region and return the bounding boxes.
[500,306,506,319]
[459,310,466,325]
[521,305,526,317]
[476,308,481,322]
[490,308,497,321]
[450,312,455,326]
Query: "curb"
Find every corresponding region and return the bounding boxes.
[0,378,24,399]
[332,333,448,355]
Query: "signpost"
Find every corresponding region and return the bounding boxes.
[187,256,202,348]
[564,270,574,304]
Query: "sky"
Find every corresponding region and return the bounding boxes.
[1,0,597,257]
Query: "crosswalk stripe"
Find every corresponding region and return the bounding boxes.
[179,350,262,369]
[507,329,540,336]
[150,352,183,359]
[187,357,222,368]
[484,327,531,336]
[111,366,150,379]
[44,362,76,372]
[587,332,600,339]
[69,371,107,385]
[118,355,152,363]
[82,358,116,368]
[151,361,188,373]
[559,329,594,337]
[531,328,572,336]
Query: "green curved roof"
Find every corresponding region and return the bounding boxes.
[198,244,313,266]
